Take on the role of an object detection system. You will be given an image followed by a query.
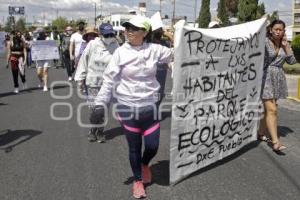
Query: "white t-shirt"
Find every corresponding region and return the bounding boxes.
[70,32,84,57]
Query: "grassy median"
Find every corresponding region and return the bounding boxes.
[284,62,300,74]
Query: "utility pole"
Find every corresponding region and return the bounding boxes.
[100,0,102,16]
[94,2,97,28]
[56,0,58,19]
[159,0,162,14]
[172,0,176,27]
[194,0,197,27]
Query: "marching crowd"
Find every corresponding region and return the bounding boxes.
[2,15,297,199]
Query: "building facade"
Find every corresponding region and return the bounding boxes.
[293,0,300,37]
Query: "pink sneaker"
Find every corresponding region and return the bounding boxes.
[132,181,146,199]
[142,165,152,184]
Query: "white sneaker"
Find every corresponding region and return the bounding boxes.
[68,77,73,81]
[14,87,19,93]
[43,86,48,92]
[22,83,28,90]
[38,84,42,88]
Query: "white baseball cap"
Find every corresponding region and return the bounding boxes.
[122,15,151,31]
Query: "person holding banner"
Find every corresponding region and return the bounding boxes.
[75,23,119,143]
[35,29,52,92]
[92,15,173,198]
[258,19,297,152]
[6,31,27,93]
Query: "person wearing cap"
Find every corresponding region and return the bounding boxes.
[75,23,119,143]
[61,26,74,81]
[69,21,85,76]
[91,15,173,199]
[77,26,99,58]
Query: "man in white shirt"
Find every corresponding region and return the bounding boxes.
[69,21,85,77]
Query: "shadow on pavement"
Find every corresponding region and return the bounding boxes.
[123,176,135,185]
[159,111,172,121]
[148,142,260,186]
[278,126,294,137]
[151,160,170,186]
[104,126,123,140]
[0,85,70,98]
[0,129,42,153]
[0,102,8,106]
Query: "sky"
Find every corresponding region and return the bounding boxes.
[0,0,293,26]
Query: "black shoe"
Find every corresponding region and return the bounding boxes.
[88,129,97,142]
[96,129,106,143]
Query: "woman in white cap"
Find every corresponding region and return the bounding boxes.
[92,15,173,198]
[75,23,119,143]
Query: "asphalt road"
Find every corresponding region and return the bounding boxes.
[1,53,300,200]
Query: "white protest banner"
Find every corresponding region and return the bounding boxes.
[0,32,6,53]
[31,40,59,61]
[170,18,267,184]
[150,11,164,31]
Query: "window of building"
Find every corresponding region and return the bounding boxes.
[116,21,119,26]
[112,21,115,26]
[295,0,300,9]
[295,13,300,25]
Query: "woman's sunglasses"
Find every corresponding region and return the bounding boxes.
[103,34,115,38]
[125,25,145,32]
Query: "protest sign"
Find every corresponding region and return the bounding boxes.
[31,40,59,61]
[170,18,267,184]
[8,6,25,15]
[0,32,6,53]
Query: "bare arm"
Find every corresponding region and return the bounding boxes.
[69,41,75,60]
[6,41,11,65]
[23,45,27,65]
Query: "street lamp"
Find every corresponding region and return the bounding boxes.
[94,2,97,28]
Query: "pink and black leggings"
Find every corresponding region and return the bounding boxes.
[116,104,160,181]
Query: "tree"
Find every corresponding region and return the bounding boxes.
[4,16,15,32]
[218,0,230,26]
[256,3,266,18]
[291,34,300,63]
[198,0,211,28]
[238,0,258,22]
[269,11,279,22]
[225,0,239,17]
[15,17,26,32]
[51,17,69,32]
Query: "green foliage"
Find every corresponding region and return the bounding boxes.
[218,0,230,26]
[51,17,69,32]
[238,0,258,22]
[15,17,26,32]
[256,3,266,18]
[4,16,14,32]
[269,11,279,22]
[291,34,300,63]
[198,0,211,28]
[225,0,239,17]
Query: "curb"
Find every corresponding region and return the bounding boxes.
[287,96,300,103]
